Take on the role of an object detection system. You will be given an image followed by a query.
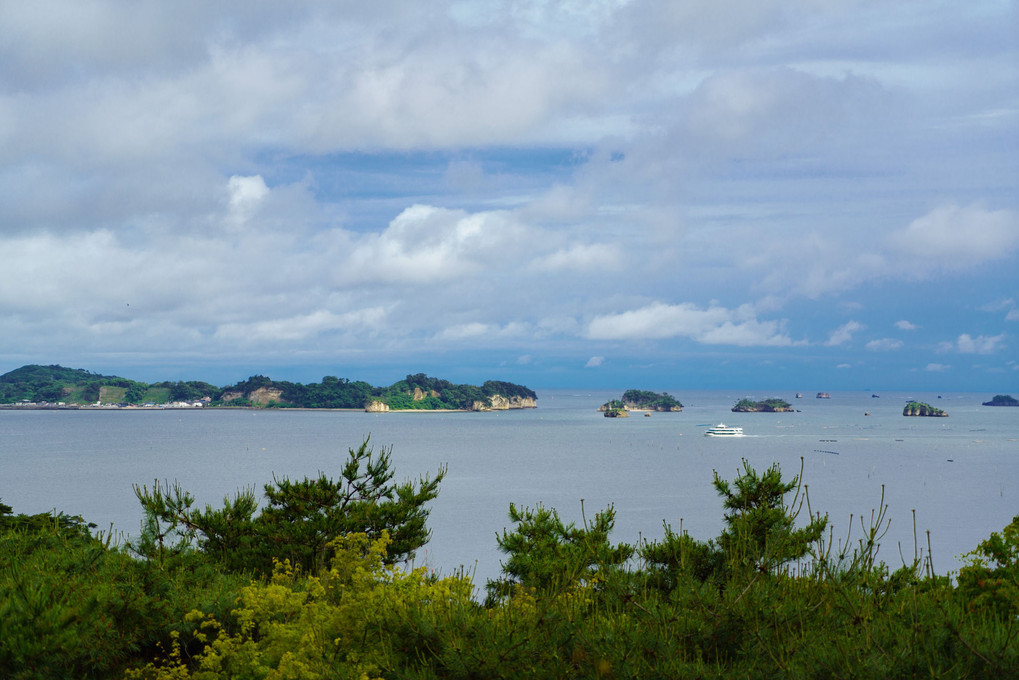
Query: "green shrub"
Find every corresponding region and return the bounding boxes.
[132,438,445,576]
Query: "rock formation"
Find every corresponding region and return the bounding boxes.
[982,394,1019,406]
[732,398,793,413]
[902,401,948,417]
[487,395,538,410]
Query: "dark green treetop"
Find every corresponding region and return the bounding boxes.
[131,438,445,575]
[621,389,683,410]
[732,397,793,412]
[485,501,634,604]
[641,459,827,587]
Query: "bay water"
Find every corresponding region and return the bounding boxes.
[1,389,1016,587]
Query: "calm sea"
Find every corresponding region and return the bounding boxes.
[1,389,1016,586]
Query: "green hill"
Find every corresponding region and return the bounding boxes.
[0,365,536,411]
[0,364,142,404]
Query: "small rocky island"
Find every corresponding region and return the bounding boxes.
[982,394,1019,407]
[599,389,683,413]
[732,398,793,413]
[903,401,948,417]
[600,400,630,418]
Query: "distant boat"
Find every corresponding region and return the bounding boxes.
[872,394,880,398]
[705,423,744,437]
[796,393,803,398]
[816,392,831,399]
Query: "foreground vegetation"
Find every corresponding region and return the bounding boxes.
[2,444,1017,679]
[0,365,535,411]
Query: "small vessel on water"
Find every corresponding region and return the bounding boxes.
[705,423,744,437]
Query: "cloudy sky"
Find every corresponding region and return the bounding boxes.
[2,0,1017,391]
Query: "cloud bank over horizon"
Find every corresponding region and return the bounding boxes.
[1,1,1016,390]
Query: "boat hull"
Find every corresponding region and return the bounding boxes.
[705,423,744,437]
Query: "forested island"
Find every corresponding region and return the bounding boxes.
[732,397,793,412]
[598,389,683,414]
[2,452,1017,678]
[903,401,948,417]
[600,400,630,417]
[983,394,1019,406]
[0,364,536,412]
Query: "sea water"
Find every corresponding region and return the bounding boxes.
[1,389,1016,587]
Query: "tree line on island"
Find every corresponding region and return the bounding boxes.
[599,389,683,416]
[0,364,536,411]
[2,441,1017,679]
[731,397,793,412]
[983,394,1019,406]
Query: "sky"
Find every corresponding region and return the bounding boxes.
[1,0,1017,392]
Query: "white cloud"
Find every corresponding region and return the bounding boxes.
[981,298,1019,322]
[530,243,621,273]
[980,298,1014,312]
[886,204,1019,271]
[680,67,888,158]
[0,1,1016,386]
[826,321,864,347]
[926,363,950,372]
[340,205,527,285]
[586,302,795,346]
[227,175,269,228]
[698,319,795,346]
[435,322,492,341]
[435,321,530,342]
[214,308,382,344]
[866,338,903,351]
[956,333,1006,354]
[585,356,604,367]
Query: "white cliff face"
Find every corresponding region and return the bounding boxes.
[508,395,537,409]
[364,399,390,412]
[474,395,538,411]
[250,387,284,405]
[411,387,440,401]
[220,387,284,405]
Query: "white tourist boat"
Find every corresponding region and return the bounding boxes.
[705,423,744,437]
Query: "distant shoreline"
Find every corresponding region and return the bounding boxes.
[0,404,508,413]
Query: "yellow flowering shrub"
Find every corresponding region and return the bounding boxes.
[126,532,474,680]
